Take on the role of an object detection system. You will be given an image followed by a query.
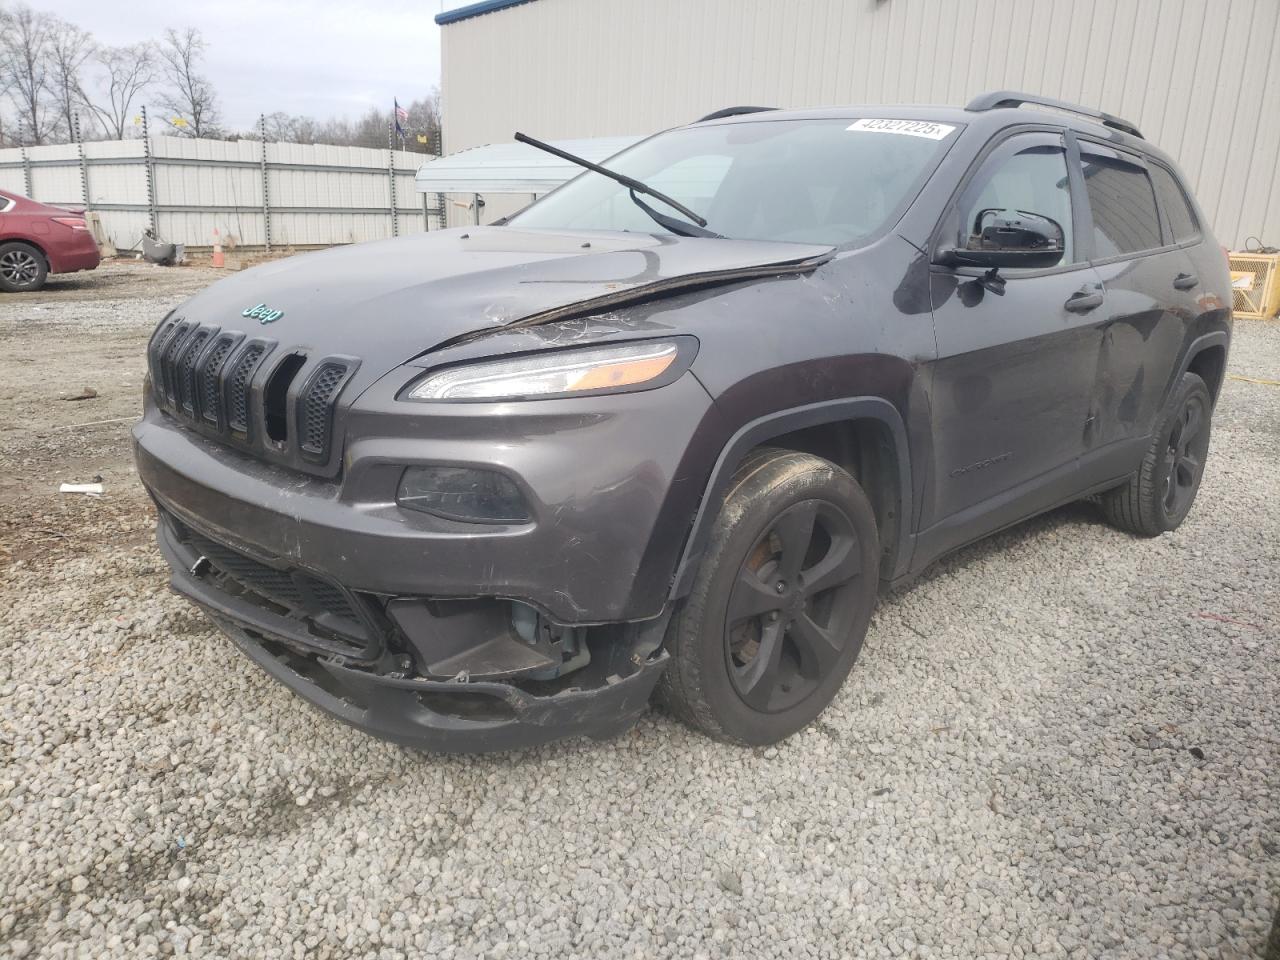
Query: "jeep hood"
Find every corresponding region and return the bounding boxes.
[171,226,832,385]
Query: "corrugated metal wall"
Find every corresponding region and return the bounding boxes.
[0,136,431,250]
[440,0,1280,248]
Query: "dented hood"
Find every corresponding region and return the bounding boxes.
[171,227,833,384]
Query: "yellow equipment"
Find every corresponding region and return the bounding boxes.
[1228,252,1280,320]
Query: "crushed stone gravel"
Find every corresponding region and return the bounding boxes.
[0,261,1277,959]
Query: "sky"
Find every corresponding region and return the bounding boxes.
[40,0,473,132]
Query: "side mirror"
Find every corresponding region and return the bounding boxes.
[935,208,1065,270]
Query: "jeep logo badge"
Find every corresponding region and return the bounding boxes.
[242,303,283,324]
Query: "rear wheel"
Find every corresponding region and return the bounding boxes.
[1100,371,1212,536]
[0,242,48,292]
[658,448,880,745]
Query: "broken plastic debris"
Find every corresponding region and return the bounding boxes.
[59,482,104,496]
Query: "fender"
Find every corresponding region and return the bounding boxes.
[1170,329,1230,403]
[668,397,914,602]
[0,235,48,262]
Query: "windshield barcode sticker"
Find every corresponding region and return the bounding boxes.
[847,118,956,140]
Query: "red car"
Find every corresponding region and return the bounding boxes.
[0,189,101,292]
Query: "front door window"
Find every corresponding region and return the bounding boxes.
[954,143,1077,268]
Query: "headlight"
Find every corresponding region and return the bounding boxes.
[403,340,685,402]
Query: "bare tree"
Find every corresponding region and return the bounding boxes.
[88,44,154,140]
[46,18,95,142]
[259,111,295,143]
[0,3,55,144]
[157,27,219,137]
[353,106,392,149]
[405,90,442,153]
[251,91,441,152]
[260,111,323,145]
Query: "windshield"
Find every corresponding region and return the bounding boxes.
[510,117,960,246]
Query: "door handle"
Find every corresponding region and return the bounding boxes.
[1173,272,1199,290]
[1064,288,1104,313]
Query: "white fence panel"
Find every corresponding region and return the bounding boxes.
[0,135,435,252]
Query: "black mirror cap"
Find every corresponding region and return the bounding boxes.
[935,245,1066,271]
[935,209,1066,271]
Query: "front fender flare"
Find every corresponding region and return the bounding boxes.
[667,397,914,601]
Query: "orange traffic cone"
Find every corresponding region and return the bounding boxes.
[211,228,225,268]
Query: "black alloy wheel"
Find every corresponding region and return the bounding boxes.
[724,500,863,713]
[1162,389,1209,519]
[1100,371,1213,536]
[658,448,881,745]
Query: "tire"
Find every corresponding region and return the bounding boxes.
[1100,371,1212,537]
[658,447,880,745]
[0,242,48,292]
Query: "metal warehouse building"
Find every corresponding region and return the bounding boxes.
[435,0,1280,248]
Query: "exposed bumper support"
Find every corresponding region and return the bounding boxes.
[217,618,667,753]
[159,520,668,753]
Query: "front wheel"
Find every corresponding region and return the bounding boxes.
[658,448,880,745]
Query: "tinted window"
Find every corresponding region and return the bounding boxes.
[511,118,959,247]
[1150,164,1198,242]
[1081,154,1162,256]
[957,143,1075,267]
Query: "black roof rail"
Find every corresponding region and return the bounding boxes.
[695,106,777,123]
[965,90,1143,140]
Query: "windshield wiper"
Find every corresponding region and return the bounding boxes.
[514,131,722,239]
[624,189,723,238]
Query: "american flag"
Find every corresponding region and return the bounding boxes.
[394,99,408,138]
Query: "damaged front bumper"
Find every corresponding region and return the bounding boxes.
[157,517,668,753]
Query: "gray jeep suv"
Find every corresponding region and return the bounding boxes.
[134,92,1231,751]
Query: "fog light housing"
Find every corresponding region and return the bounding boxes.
[397,466,530,524]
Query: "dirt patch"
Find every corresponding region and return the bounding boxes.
[1,258,220,304]
[0,260,221,563]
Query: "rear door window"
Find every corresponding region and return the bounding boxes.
[1149,163,1199,243]
[1080,150,1162,257]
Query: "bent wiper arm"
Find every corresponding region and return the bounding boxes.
[514,131,709,228]
[628,189,723,239]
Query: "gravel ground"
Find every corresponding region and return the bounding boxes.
[1,261,1277,959]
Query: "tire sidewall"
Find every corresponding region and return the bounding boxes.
[679,453,880,745]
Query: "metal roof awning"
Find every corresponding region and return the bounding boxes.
[434,0,537,26]
[414,136,643,195]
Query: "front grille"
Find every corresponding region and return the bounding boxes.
[159,322,196,404]
[146,318,356,469]
[298,361,351,459]
[177,327,213,416]
[172,518,377,659]
[226,343,266,436]
[199,333,241,427]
